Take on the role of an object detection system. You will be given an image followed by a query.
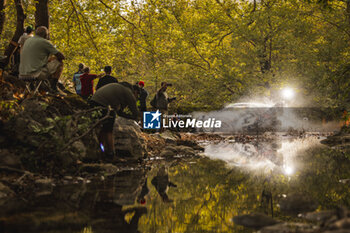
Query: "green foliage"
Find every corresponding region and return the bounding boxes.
[0,100,21,121]
[1,0,350,110]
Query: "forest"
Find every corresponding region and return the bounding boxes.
[1,0,350,111]
[1,1,350,233]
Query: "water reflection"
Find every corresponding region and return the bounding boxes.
[1,169,148,233]
[1,136,350,233]
[138,136,350,232]
[204,136,322,175]
[151,166,177,203]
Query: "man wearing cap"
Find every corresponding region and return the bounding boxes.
[19,26,65,91]
[138,81,148,112]
[96,66,118,90]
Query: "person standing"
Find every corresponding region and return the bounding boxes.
[73,63,84,95]
[79,66,104,99]
[96,66,118,90]
[138,81,148,112]
[156,82,176,115]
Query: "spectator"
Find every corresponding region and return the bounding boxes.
[80,66,104,99]
[90,83,140,158]
[138,81,148,112]
[18,26,34,53]
[96,65,118,90]
[19,26,65,92]
[73,63,84,95]
[156,82,176,115]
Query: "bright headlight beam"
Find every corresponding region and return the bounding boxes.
[284,166,294,176]
[281,88,295,100]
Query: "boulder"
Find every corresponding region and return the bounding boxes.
[258,222,317,233]
[233,213,279,229]
[279,193,318,215]
[0,182,15,199]
[328,218,350,230]
[323,230,350,233]
[35,178,54,196]
[79,163,119,176]
[159,145,197,158]
[302,210,336,222]
[159,131,180,144]
[113,117,147,160]
[0,149,21,168]
[71,140,87,159]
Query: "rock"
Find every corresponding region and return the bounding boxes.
[328,218,350,230]
[79,163,119,176]
[323,230,350,233]
[279,193,318,215]
[0,182,15,199]
[114,117,147,160]
[0,149,21,168]
[160,149,176,158]
[159,145,197,158]
[64,176,73,180]
[35,178,54,196]
[258,222,317,233]
[159,131,180,144]
[302,210,336,222]
[176,145,196,156]
[321,135,350,147]
[233,213,279,229]
[176,139,205,151]
[71,140,86,158]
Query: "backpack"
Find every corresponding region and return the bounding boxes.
[150,94,157,108]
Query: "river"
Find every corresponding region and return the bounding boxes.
[1,134,350,233]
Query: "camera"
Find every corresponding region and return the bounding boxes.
[166,83,173,87]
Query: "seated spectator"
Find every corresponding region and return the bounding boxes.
[96,65,118,90]
[19,26,65,92]
[80,66,104,99]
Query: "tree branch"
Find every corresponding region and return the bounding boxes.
[61,106,110,152]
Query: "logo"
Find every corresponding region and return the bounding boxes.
[143,110,162,129]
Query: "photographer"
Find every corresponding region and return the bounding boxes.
[156,82,176,115]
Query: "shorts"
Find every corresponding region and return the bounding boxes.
[89,100,116,132]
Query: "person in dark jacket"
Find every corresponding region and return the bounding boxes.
[156,82,176,115]
[96,65,118,90]
[138,81,148,112]
[90,83,140,158]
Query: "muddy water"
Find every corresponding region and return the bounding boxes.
[1,135,350,233]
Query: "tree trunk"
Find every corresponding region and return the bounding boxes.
[0,0,6,36]
[0,0,25,69]
[35,0,49,29]
[347,0,350,33]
